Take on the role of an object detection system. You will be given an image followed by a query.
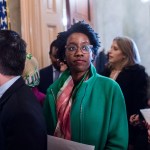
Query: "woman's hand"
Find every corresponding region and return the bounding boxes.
[148,126,150,143]
[129,114,140,126]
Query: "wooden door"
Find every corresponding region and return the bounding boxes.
[40,0,64,67]
[66,0,93,28]
[20,0,64,68]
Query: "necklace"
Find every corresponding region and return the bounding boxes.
[110,70,121,80]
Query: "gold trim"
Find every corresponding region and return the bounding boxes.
[6,0,11,29]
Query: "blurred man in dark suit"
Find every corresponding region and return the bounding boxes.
[38,40,60,94]
[0,30,47,150]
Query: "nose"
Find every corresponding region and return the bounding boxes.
[108,48,112,54]
[74,47,84,56]
[107,49,112,57]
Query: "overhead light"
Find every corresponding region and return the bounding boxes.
[141,0,150,3]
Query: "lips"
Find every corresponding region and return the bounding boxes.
[74,59,86,64]
[109,55,113,59]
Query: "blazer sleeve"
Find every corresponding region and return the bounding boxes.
[6,107,47,150]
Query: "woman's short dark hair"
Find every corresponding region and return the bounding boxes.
[56,21,100,62]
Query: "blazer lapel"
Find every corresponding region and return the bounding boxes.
[0,77,25,110]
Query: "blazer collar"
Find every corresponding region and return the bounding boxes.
[0,77,25,110]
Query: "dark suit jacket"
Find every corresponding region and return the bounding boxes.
[38,65,53,94]
[0,77,47,150]
[38,65,59,94]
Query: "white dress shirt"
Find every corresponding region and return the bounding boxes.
[53,67,60,82]
[0,76,20,98]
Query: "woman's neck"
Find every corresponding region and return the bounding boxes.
[70,70,89,85]
[110,70,121,80]
[71,72,85,85]
[111,63,123,71]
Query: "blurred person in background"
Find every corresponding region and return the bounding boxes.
[0,30,47,150]
[102,36,149,150]
[22,53,45,105]
[38,39,61,94]
[94,48,108,75]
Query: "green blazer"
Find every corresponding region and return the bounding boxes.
[44,64,128,150]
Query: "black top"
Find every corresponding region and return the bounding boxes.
[102,64,149,119]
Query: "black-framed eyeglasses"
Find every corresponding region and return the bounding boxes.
[65,44,93,54]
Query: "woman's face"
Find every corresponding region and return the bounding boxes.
[108,40,125,65]
[65,33,93,74]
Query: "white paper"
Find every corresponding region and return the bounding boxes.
[47,135,95,150]
[140,108,150,124]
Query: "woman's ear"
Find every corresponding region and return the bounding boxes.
[63,59,67,64]
[63,56,67,62]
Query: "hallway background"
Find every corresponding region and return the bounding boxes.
[5,0,150,75]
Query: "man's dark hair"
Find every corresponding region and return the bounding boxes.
[56,21,101,62]
[49,39,59,55]
[0,30,26,76]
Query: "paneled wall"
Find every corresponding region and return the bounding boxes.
[20,0,64,68]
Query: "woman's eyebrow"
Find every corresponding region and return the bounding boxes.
[67,41,90,45]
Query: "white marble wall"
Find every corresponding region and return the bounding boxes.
[93,0,150,75]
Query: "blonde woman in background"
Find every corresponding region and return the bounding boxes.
[22,53,45,105]
[102,36,149,150]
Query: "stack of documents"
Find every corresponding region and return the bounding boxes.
[140,108,150,124]
[47,135,95,150]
